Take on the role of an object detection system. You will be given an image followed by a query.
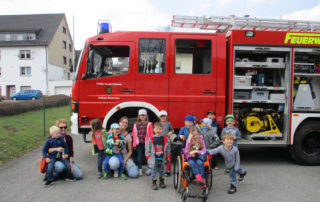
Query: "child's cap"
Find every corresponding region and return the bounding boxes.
[185,115,194,122]
[225,114,235,121]
[159,110,168,117]
[202,118,212,125]
[138,109,147,115]
[111,123,120,129]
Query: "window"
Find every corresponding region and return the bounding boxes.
[69,44,72,52]
[63,56,67,65]
[63,27,66,34]
[20,66,31,76]
[20,50,31,59]
[69,58,73,68]
[138,39,166,74]
[63,40,67,49]
[20,86,31,91]
[175,39,212,74]
[86,45,130,79]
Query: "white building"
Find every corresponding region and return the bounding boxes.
[0,14,74,99]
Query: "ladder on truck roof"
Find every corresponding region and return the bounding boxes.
[171,15,320,33]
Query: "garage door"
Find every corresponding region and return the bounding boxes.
[55,86,71,96]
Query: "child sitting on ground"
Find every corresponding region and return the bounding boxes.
[104,123,127,180]
[42,126,74,187]
[207,133,247,194]
[145,122,171,190]
[184,126,207,187]
[158,110,174,177]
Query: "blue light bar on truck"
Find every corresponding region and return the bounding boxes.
[98,20,112,34]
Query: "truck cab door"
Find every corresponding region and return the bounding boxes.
[169,35,217,127]
[78,42,135,122]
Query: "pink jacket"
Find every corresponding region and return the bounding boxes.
[132,122,153,148]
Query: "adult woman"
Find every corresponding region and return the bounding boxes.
[52,119,83,180]
[118,116,138,178]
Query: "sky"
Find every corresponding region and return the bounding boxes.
[1,0,320,49]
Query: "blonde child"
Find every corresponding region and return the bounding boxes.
[90,119,108,179]
[42,126,74,187]
[207,133,246,194]
[158,110,174,176]
[145,122,171,190]
[184,126,207,187]
[132,109,153,176]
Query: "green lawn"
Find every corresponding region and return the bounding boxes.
[0,105,71,166]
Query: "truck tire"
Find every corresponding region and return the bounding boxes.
[290,121,320,165]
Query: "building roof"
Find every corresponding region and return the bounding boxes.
[0,13,65,47]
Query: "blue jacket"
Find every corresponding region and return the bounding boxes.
[42,137,69,159]
[178,126,190,140]
[105,133,126,155]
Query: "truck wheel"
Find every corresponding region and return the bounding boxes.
[290,121,320,165]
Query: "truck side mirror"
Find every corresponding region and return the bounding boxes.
[81,73,87,80]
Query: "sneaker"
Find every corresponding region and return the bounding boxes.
[65,176,76,181]
[114,171,119,178]
[44,180,54,187]
[200,184,207,189]
[194,174,205,185]
[152,178,158,190]
[159,177,166,189]
[103,173,109,179]
[238,171,247,181]
[43,175,47,181]
[121,173,127,180]
[225,168,230,174]
[145,169,151,176]
[164,171,170,177]
[97,172,102,179]
[138,169,143,176]
[228,184,237,194]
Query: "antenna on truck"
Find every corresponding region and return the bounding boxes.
[171,15,320,33]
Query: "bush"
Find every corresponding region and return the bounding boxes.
[0,95,70,116]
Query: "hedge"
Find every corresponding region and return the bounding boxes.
[0,95,70,116]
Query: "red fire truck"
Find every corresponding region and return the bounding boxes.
[71,16,320,165]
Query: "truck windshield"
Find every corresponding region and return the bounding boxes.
[86,45,130,79]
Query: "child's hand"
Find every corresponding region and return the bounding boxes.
[167,131,173,138]
[45,158,51,163]
[179,135,185,141]
[62,154,68,159]
[56,147,64,152]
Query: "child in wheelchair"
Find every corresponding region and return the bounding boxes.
[184,126,207,187]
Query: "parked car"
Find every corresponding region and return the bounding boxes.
[10,90,43,100]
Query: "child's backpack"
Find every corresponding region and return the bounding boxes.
[40,157,48,173]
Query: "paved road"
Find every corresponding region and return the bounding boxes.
[0,134,319,202]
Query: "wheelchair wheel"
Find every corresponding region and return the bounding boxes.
[202,189,208,202]
[181,189,187,202]
[206,169,213,190]
[173,155,183,193]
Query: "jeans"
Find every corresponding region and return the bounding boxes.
[188,158,205,178]
[53,160,83,180]
[47,158,71,181]
[151,160,164,178]
[97,149,105,174]
[229,167,245,187]
[137,143,145,169]
[124,158,138,178]
[104,153,124,175]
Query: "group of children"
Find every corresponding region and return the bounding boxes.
[42,108,246,194]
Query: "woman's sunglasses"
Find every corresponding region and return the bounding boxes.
[59,126,67,129]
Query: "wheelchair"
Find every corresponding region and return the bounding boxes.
[172,139,213,202]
